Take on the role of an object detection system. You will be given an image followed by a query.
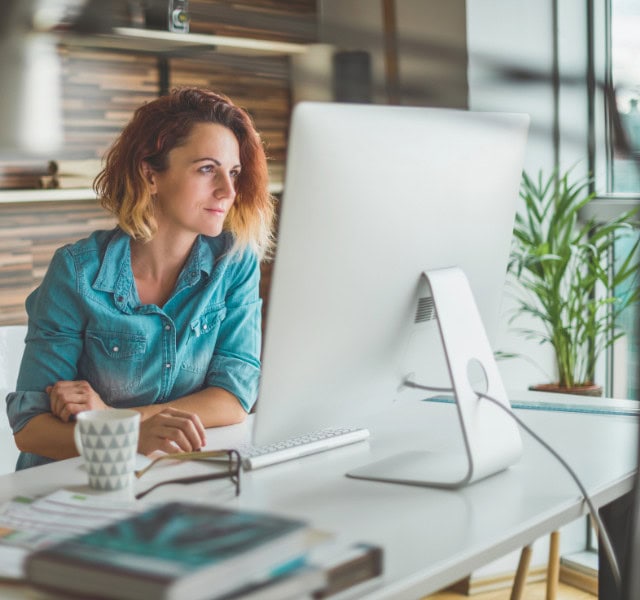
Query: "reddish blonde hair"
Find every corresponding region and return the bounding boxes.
[95,87,275,258]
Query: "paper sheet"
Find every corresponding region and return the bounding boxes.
[0,489,142,580]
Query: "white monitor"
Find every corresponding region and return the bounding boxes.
[253,102,529,486]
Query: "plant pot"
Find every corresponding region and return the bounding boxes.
[528,383,603,397]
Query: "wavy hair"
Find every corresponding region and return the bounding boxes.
[94,87,275,258]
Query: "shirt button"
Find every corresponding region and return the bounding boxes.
[113,346,119,353]
[164,324,171,331]
[165,363,171,369]
[202,324,208,331]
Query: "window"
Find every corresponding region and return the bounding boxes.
[592,0,640,399]
[609,0,640,194]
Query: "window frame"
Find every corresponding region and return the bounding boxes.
[583,0,640,398]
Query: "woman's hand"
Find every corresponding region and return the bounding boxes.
[138,407,207,456]
[47,380,107,422]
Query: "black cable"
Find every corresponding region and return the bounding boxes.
[402,379,622,590]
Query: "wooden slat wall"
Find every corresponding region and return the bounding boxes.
[59,50,159,159]
[170,54,291,166]
[0,0,317,326]
[0,201,116,324]
[189,0,317,43]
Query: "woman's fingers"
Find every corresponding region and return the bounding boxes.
[156,407,207,447]
[138,408,207,455]
[47,380,106,420]
[57,402,85,423]
[154,420,196,452]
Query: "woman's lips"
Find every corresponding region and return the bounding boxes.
[205,207,225,216]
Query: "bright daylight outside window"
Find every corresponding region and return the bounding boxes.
[607,0,640,399]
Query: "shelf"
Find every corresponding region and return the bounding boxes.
[59,27,309,57]
[0,180,283,204]
[0,188,97,204]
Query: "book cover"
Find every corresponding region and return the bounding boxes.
[25,501,324,600]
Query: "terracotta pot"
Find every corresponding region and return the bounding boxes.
[528,383,603,397]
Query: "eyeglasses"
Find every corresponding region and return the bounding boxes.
[134,449,241,500]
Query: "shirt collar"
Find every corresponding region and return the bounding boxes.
[92,229,233,309]
[183,232,233,279]
[92,229,135,311]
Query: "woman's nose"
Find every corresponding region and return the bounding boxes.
[214,171,235,198]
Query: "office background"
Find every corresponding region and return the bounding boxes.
[2,0,637,395]
[0,0,638,593]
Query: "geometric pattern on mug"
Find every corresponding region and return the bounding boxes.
[80,433,137,469]
[83,420,138,436]
[79,420,139,490]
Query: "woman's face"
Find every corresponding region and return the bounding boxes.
[148,122,241,240]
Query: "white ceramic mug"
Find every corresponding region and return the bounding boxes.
[74,409,140,491]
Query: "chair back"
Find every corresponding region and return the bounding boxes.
[0,325,27,392]
[0,325,27,473]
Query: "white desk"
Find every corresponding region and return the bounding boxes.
[0,397,637,599]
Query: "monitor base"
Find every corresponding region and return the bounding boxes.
[346,449,475,489]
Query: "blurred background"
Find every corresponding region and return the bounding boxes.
[1,0,637,398]
[0,0,639,593]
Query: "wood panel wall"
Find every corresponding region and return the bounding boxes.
[0,0,317,326]
[0,202,116,324]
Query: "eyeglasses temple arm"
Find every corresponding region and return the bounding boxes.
[134,450,233,479]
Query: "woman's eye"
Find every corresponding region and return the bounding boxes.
[230,169,240,179]
[199,164,215,174]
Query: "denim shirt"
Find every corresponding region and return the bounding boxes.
[6,228,262,470]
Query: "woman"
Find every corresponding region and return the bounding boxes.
[6,87,275,469]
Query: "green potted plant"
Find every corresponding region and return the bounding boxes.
[506,168,640,396]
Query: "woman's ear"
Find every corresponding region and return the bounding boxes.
[141,161,157,193]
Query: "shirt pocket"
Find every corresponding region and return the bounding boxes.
[181,306,227,374]
[83,330,147,399]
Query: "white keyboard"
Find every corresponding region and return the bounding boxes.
[237,426,370,471]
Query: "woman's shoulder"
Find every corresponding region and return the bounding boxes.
[59,227,122,258]
[40,228,123,285]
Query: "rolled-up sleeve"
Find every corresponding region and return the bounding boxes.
[6,246,85,433]
[207,355,261,412]
[206,251,262,412]
[6,390,50,433]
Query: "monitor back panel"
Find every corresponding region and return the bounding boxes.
[254,102,529,446]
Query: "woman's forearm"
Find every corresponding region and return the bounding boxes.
[132,387,247,427]
[13,388,246,461]
[13,413,78,460]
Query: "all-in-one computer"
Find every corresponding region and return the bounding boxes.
[248,101,529,486]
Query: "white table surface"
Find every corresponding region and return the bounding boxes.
[0,396,637,600]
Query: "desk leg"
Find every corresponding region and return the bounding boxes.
[546,530,560,600]
[510,544,532,600]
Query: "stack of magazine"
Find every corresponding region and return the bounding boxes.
[23,500,383,600]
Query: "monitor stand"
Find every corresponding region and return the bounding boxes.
[347,267,522,489]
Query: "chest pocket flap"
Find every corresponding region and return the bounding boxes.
[189,306,227,338]
[87,331,147,360]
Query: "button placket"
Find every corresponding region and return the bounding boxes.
[160,315,176,400]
